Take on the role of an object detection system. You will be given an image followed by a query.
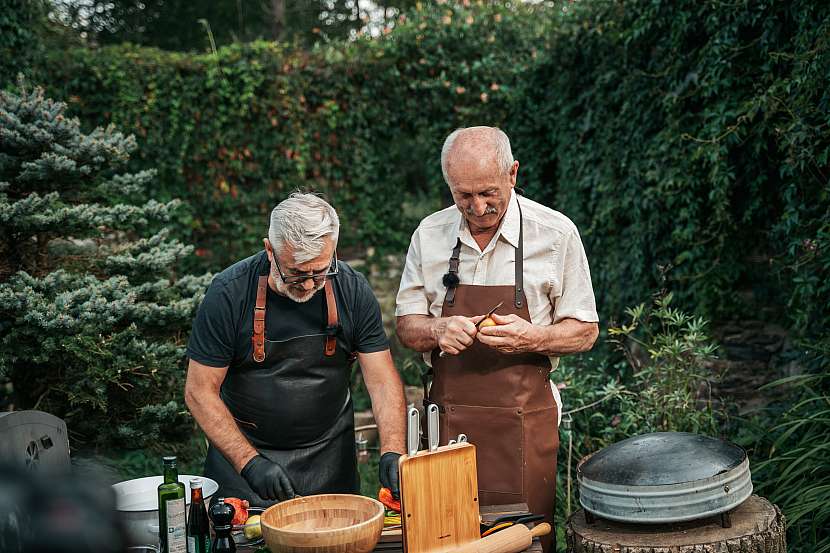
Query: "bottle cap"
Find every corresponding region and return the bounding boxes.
[162,456,177,464]
[189,477,203,489]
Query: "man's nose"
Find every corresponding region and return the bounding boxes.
[471,197,488,216]
[300,277,316,290]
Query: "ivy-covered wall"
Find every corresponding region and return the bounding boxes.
[39,1,829,341]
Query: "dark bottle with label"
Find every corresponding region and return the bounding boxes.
[209,499,236,553]
[158,456,187,553]
[186,478,211,553]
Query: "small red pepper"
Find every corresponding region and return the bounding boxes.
[378,487,401,512]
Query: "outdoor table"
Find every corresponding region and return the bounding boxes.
[234,502,543,553]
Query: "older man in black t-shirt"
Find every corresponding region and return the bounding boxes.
[185,193,406,505]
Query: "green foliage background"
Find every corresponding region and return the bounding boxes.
[28,1,829,333]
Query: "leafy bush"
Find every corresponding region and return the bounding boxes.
[0,82,211,448]
[607,292,723,436]
[738,346,830,552]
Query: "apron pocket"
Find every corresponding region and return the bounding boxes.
[446,404,523,495]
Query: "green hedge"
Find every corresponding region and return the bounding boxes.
[37,1,829,334]
[39,4,547,270]
[517,0,830,328]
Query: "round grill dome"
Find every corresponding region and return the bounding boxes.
[577,432,752,523]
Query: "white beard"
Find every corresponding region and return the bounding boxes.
[273,272,326,303]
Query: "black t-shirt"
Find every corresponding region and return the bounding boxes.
[187,251,389,368]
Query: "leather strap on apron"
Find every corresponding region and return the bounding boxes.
[444,239,462,306]
[252,276,339,362]
[252,276,267,362]
[324,279,338,357]
[514,200,524,309]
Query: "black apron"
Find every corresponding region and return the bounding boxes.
[204,274,359,507]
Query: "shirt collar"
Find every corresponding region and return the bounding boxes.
[455,189,520,252]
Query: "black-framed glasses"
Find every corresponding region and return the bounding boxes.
[273,251,339,284]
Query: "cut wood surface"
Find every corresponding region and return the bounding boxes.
[566,495,786,553]
[400,442,480,553]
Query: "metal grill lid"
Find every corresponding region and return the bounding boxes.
[577,432,753,523]
[580,432,745,486]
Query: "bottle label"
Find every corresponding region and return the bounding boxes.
[186,536,211,553]
[165,498,187,553]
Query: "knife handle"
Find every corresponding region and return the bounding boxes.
[407,407,420,456]
[427,403,440,451]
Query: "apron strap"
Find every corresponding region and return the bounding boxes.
[514,196,524,309]
[252,275,268,363]
[443,238,462,306]
[324,278,339,357]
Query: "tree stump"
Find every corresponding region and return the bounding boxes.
[566,495,786,553]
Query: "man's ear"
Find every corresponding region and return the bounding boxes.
[510,160,520,187]
[263,238,273,261]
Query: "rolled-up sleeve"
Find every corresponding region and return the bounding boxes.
[550,228,599,324]
[395,229,430,317]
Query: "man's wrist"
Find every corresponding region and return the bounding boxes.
[236,450,260,474]
[528,323,548,353]
[429,318,446,345]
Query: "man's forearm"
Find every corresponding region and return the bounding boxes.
[396,314,442,352]
[185,389,258,473]
[371,381,407,455]
[532,319,599,357]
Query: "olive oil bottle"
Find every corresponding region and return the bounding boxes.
[158,456,187,553]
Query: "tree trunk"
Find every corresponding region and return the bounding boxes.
[270,0,285,41]
[566,495,786,553]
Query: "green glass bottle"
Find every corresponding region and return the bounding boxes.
[158,456,187,553]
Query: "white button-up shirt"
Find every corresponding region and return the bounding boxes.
[396,189,599,372]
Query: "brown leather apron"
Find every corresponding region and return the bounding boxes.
[427,200,559,552]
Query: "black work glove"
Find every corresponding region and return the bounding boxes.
[378,452,402,499]
[241,454,296,501]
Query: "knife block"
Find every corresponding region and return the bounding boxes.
[399,442,480,553]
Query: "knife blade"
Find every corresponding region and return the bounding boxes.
[476,300,505,329]
[407,406,420,456]
[427,403,439,451]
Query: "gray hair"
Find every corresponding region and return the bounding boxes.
[440,126,515,187]
[268,193,340,263]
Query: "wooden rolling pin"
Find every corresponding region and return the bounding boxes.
[443,523,551,553]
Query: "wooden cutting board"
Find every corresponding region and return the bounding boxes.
[399,442,480,553]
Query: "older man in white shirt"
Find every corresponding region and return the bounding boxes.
[395,126,598,553]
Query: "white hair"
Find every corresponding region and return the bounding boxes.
[268,192,340,263]
[441,126,515,187]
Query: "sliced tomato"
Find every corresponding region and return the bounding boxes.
[377,487,401,512]
[224,497,250,525]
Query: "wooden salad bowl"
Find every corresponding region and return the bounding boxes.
[261,494,385,553]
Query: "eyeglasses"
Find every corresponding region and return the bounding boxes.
[273,251,339,284]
